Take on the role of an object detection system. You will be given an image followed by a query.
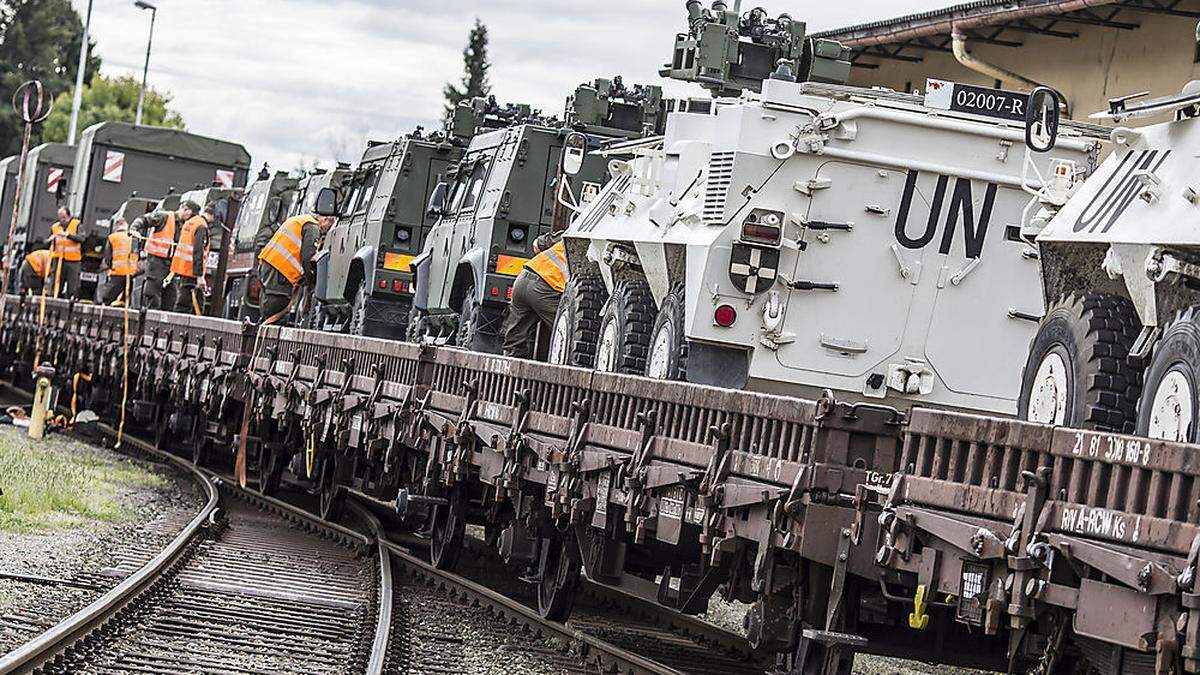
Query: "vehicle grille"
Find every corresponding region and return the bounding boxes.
[703,152,735,225]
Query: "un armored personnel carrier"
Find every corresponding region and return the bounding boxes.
[1017,76,1200,441]
[558,3,1108,417]
[67,122,251,299]
[222,170,297,319]
[410,77,665,352]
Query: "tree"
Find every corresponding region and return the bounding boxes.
[0,0,100,156]
[443,18,490,124]
[42,74,184,142]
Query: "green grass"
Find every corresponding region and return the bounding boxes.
[0,431,165,533]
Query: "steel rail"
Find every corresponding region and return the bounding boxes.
[346,500,394,675]
[0,425,219,674]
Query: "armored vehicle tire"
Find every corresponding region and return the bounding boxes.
[594,278,656,375]
[1018,293,1141,432]
[645,283,688,381]
[548,274,608,367]
[455,282,504,353]
[349,279,368,336]
[405,304,424,342]
[1136,306,1200,442]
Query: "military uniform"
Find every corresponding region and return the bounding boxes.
[257,215,321,324]
[134,211,176,309]
[502,240,568,359]
[99,229,138,305]
[49,217,83,299]
[170,215,210,314]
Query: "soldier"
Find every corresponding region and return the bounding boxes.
[501,234,568,359]
[256,210,335,324]
[19,246,54,297]
[98,218,138,305]
[48,207,83,299]
[170,202,213,314]
[134,200,197,310]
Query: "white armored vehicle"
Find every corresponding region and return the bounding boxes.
[556,2,1107,417]
[1018,77,1200,441]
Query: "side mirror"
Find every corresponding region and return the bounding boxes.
[315,187,339,217]
[561,132,587,177]
[1025,87,1061,153]
[427,181,449,217]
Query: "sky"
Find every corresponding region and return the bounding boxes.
[69,0,951,171]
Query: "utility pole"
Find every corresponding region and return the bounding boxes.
[67,0,94,145]
[134,1,158,126]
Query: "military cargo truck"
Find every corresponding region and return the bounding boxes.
[9,143,74,258]
[66,122,251,299]
[1016,77,1200,442]
[235,165,350,322]
[557,4,1108,417]
[0,156,19,251]
[410,77,665,352]
[222,171,296,319]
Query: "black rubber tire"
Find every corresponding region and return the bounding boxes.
[536,533,581,622]
[1017,292,1141,432]
[454,282,504,353]
[348,279,368,336]
[1136,305,1200,442]
[644,283,688,381]
[548,274,608,368]
[595,278,656,375]
[405,304,424,343]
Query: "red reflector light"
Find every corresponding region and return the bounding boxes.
[714,304,736,327]
[506,286,513,300]
[379,280,387,289]
[741,222,781,246]
[491,287,499,296]
[392,280,405,292]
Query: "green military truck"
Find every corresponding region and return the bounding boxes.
[67,122,251,299]
[9,143,74,259]
[222,170,297,319]
[312,99,531,337]
[410,77,665,352]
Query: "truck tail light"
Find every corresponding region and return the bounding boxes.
[379,280,387,289]
[248,277,261,304]
[392,280,407,293]
[506,286,513,300]
[741,222,781,246]
[714,304,736,327]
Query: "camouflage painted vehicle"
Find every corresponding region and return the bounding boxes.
[222,170,297,319]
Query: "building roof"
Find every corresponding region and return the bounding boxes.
[814,0,1195,68]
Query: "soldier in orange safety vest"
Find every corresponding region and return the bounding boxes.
[170,203,214,315]
[98,218,139,305]
[501,233,568,359]
[19,246,54,296]
[132,200,197,310]
[47,207,83,299]
[256,210,335,324]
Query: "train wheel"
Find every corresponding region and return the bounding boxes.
[318,457,345,521]
[258,446,283,497]
[536,531,581,622]
[429,487,466,571]
[1017,293,1141,432]
[1137,305,1200,442]
[645,283,688,381]
[548,274,608,367]
[594,278,655,374]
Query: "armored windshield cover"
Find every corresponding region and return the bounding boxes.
[78,122,251,169]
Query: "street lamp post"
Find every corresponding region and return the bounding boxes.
[66,0,94,145]
[134,1,157,126]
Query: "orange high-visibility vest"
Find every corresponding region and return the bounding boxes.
[524,240,568,292]
[25,249,53,278]
[108,230,137,277]
[258,215,314,285]
[170,215,208,278]
[51,218,81,262]
[144,211,176,259]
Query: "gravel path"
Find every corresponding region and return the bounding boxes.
[0,427,203,655]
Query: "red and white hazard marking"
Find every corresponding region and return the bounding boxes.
[215,169,234,189]
[102,151,125,183]
[46,167,63,193]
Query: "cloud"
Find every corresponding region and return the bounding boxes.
[70,0,949,169]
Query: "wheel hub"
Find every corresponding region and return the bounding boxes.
[1148,369,1194,442]
[1028,352,1068,425]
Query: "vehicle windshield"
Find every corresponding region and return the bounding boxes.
[235,186,268,248]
